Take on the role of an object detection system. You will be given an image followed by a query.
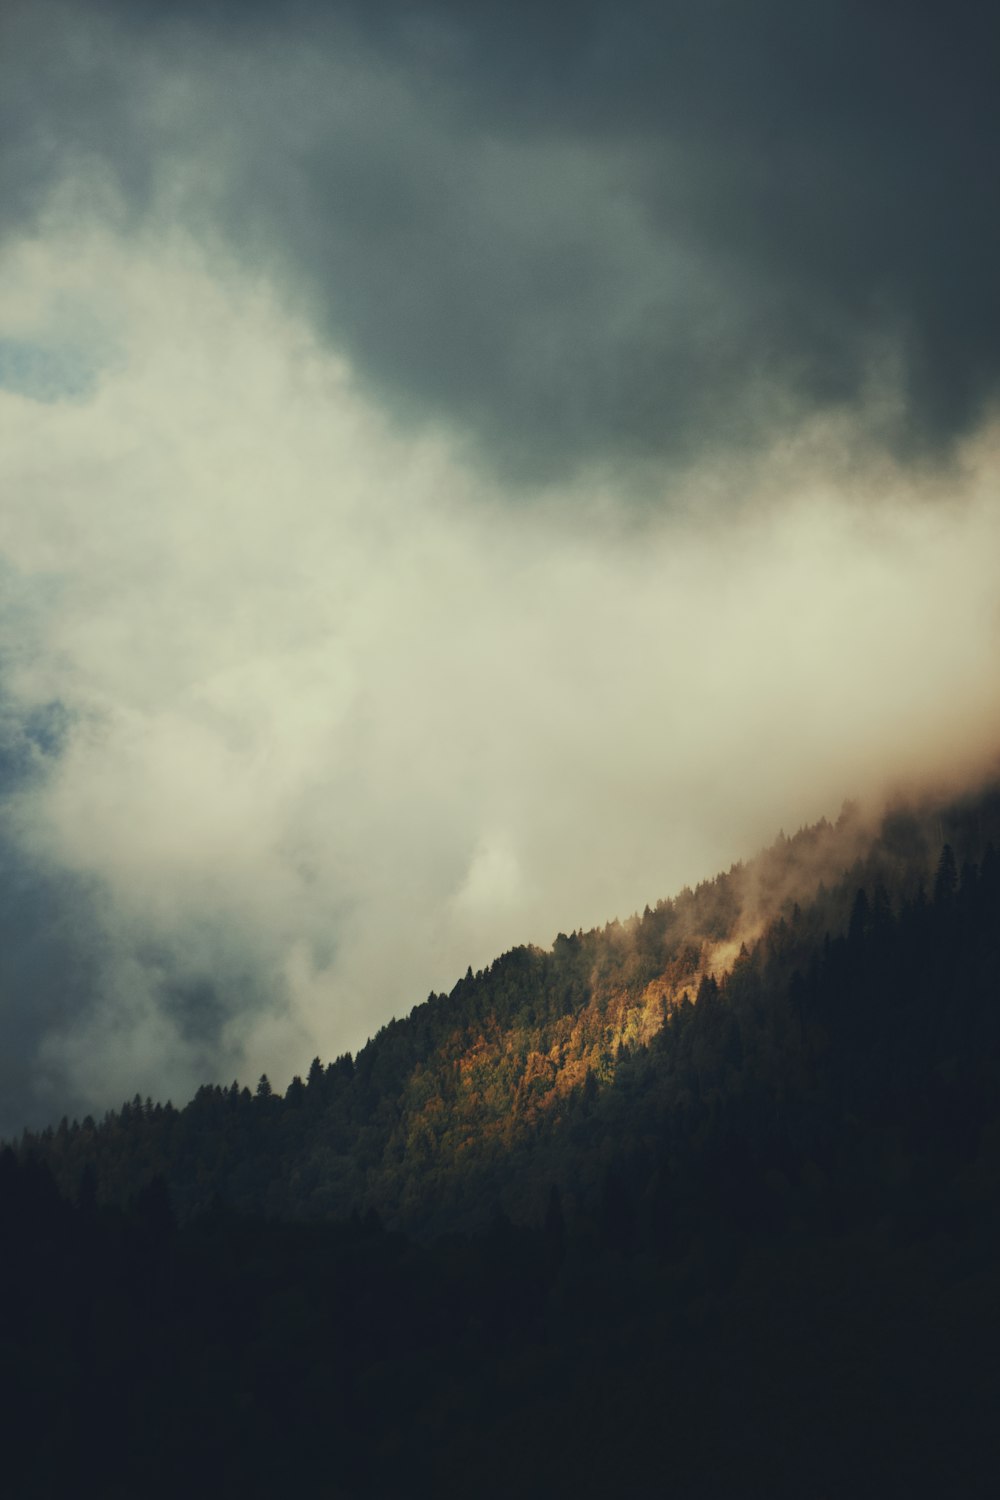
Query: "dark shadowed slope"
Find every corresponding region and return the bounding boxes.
[1,774,1000,1488]
[3,776,1000,1495]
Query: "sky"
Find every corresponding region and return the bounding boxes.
[2,0,999,1135]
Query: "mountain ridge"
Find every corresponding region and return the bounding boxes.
[14,772,1000,1237]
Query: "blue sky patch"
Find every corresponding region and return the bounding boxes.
[0,338,100,403]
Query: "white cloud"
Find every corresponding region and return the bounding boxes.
[2,222,999,1119]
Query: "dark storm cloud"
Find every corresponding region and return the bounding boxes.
[0,688,269,1137]
[4,0,999,479]
[0,695,100,1134]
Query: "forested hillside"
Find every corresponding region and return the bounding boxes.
[4,778,1000,1495]
[12,782,1000,1236]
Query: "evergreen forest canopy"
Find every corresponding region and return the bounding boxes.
[4,774,1000,1496]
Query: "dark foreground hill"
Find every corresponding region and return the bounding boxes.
[3,777,1000,1495]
